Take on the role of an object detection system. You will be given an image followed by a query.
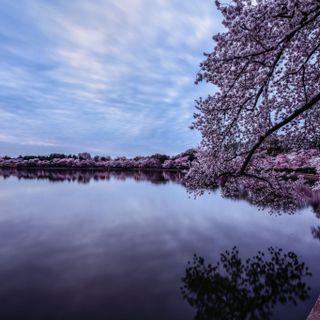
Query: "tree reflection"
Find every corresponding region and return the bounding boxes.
[187,168,320,216]
[216,174,320,241]
[0,168,185,186]
[2,168,320,240]
[181,247,312,320]
[218,175,311,214]
[311,226,320,240]
[1,168,319,216]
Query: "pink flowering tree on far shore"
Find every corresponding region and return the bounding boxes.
[190,0,320,184]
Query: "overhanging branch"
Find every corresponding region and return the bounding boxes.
[239,92,320,174]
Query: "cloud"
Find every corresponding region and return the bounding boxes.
[0,133,58,147]
[0,0,222,156]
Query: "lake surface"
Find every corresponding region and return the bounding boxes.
[0,170,319,319]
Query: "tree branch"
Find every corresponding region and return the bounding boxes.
[239,92,320,174]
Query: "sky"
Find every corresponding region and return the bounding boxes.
[0,0,221,157]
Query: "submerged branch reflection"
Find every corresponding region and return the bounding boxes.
[181,247,312,320]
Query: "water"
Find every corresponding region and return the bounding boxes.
[0,170,319,319]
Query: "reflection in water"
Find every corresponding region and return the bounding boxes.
[3,169,320,242]
[0,168,185,185]
[0,169,319,319]
[181,247,312,320]
[312,226,320,240]
[214,174,317,214]
[2,169,319,215]
[1,169,320,211]
[218,175,320,242]
[1,168,320,211]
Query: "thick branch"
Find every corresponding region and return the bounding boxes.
[221,7,320,63]
[239,92,320,174]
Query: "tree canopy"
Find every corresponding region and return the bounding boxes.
[191,0,320,183]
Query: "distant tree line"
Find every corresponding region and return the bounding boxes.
[0,149,197,170]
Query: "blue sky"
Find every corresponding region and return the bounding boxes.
[0,0,221,157]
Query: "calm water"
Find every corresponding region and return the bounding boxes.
[0,169,319,319]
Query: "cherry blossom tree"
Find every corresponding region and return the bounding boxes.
[191,0,320,183]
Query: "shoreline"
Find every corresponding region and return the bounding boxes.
[1,148,320,186]
[0,150,195,172]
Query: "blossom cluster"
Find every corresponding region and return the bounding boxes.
[0,150,196,171]
[191,0,320,182]
[254,149,320,173]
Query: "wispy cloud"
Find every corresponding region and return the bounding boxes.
[0,134,58,147]
[0,0,221,156]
